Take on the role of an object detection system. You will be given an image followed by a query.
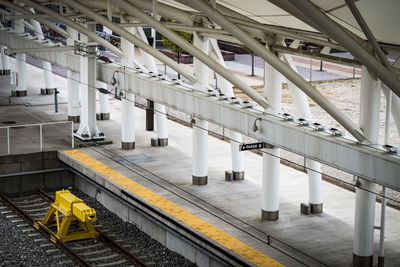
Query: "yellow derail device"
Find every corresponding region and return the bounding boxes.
[36,190,98,243]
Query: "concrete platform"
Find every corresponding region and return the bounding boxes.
[57,105,400,266]
[1,49,399,266]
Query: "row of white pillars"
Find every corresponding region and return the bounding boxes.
[192,32,209,185]
[97,81,110,120]
[0,45,10,75]
[353,66,380,267]
[29,8,56,95]
[66,26,80,122]
[75,24,101,139]
[209,38,244,179]
[284,54,323,213]
[135,27,168,145]
[14,11,27,97]
[261,61,282,221]
[120,19,136,150]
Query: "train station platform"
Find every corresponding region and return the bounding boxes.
[1,50,399,267]
[55,105,400,266]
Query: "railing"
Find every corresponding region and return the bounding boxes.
[0,121,74,155]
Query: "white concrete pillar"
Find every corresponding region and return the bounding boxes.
[14,13,27,97]
[96,81,110,120]
[208,38,244,180]
[261,60,282,221]
[120,22,136,149]
[76,24,101,139]
[284,54,323,213]
[42,61,55,91]
[66,26,80,123]
[135,27,168,146]
[0,45,10,75]
[192,32,209,185]
[382,85,400,136]
[29,8,55,95]
[353,66,380,267]
[121,92,135,149]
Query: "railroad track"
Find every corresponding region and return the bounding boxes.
[0,190,148,267]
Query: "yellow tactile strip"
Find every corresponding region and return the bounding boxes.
[64,149,284,267]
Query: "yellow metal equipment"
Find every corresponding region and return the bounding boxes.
[36,190,98,242]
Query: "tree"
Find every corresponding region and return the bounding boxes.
[161,18,193,79]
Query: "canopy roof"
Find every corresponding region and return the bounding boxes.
[160,0,400,46]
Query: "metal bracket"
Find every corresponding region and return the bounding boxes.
[74,40,98,58]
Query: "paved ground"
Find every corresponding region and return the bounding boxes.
[0,53,399,266]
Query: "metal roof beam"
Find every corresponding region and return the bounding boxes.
[344,0,392,69]
[284,0,400,99]
[106,0,270,108]
[59,0,197,84]
[176,0,366,142]
[272,45,360,67]
[1,30,399,192]
[0,0,69,38]
[5,0,122,57]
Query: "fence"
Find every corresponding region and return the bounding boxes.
[0,121,74,155]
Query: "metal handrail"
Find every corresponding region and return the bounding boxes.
[0,121,74,155]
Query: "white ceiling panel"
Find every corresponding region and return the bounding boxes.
[159,0,400,45]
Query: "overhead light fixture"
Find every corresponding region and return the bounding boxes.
[217,93,228,100]
[208,89,217,96]
[329,127,343,136]
[229,96,240,104]
[298,118,310,126]
[171,78,181,85]
[242,100,254,108]
[312,122,326,131]
[383,145,398,154]
[282,113,293,121]
[97,55,112,63]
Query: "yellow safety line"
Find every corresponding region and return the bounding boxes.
[64,149,284,267]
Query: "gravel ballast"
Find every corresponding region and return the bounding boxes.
[72,189,196,267]
[0,202,60,266]
[0,190,197,267]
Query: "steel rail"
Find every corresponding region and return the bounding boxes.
[98,229,148,267]
[37,190,149,267]
[69,166,249,266]
[0,192,90,267]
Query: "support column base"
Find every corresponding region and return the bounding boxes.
[353,254,373,267]
[41,88,56,95]
[261,210,279,221]
[310,203,323,214]
[158,138,168,146]
[96,113,110,120]
[0,70,10,75]
[68,115,80,123]
[232,171,244,180]
[13,90,27,97]
[225,171,233,181]
[121,141,135,150]
[192,175,207,186]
